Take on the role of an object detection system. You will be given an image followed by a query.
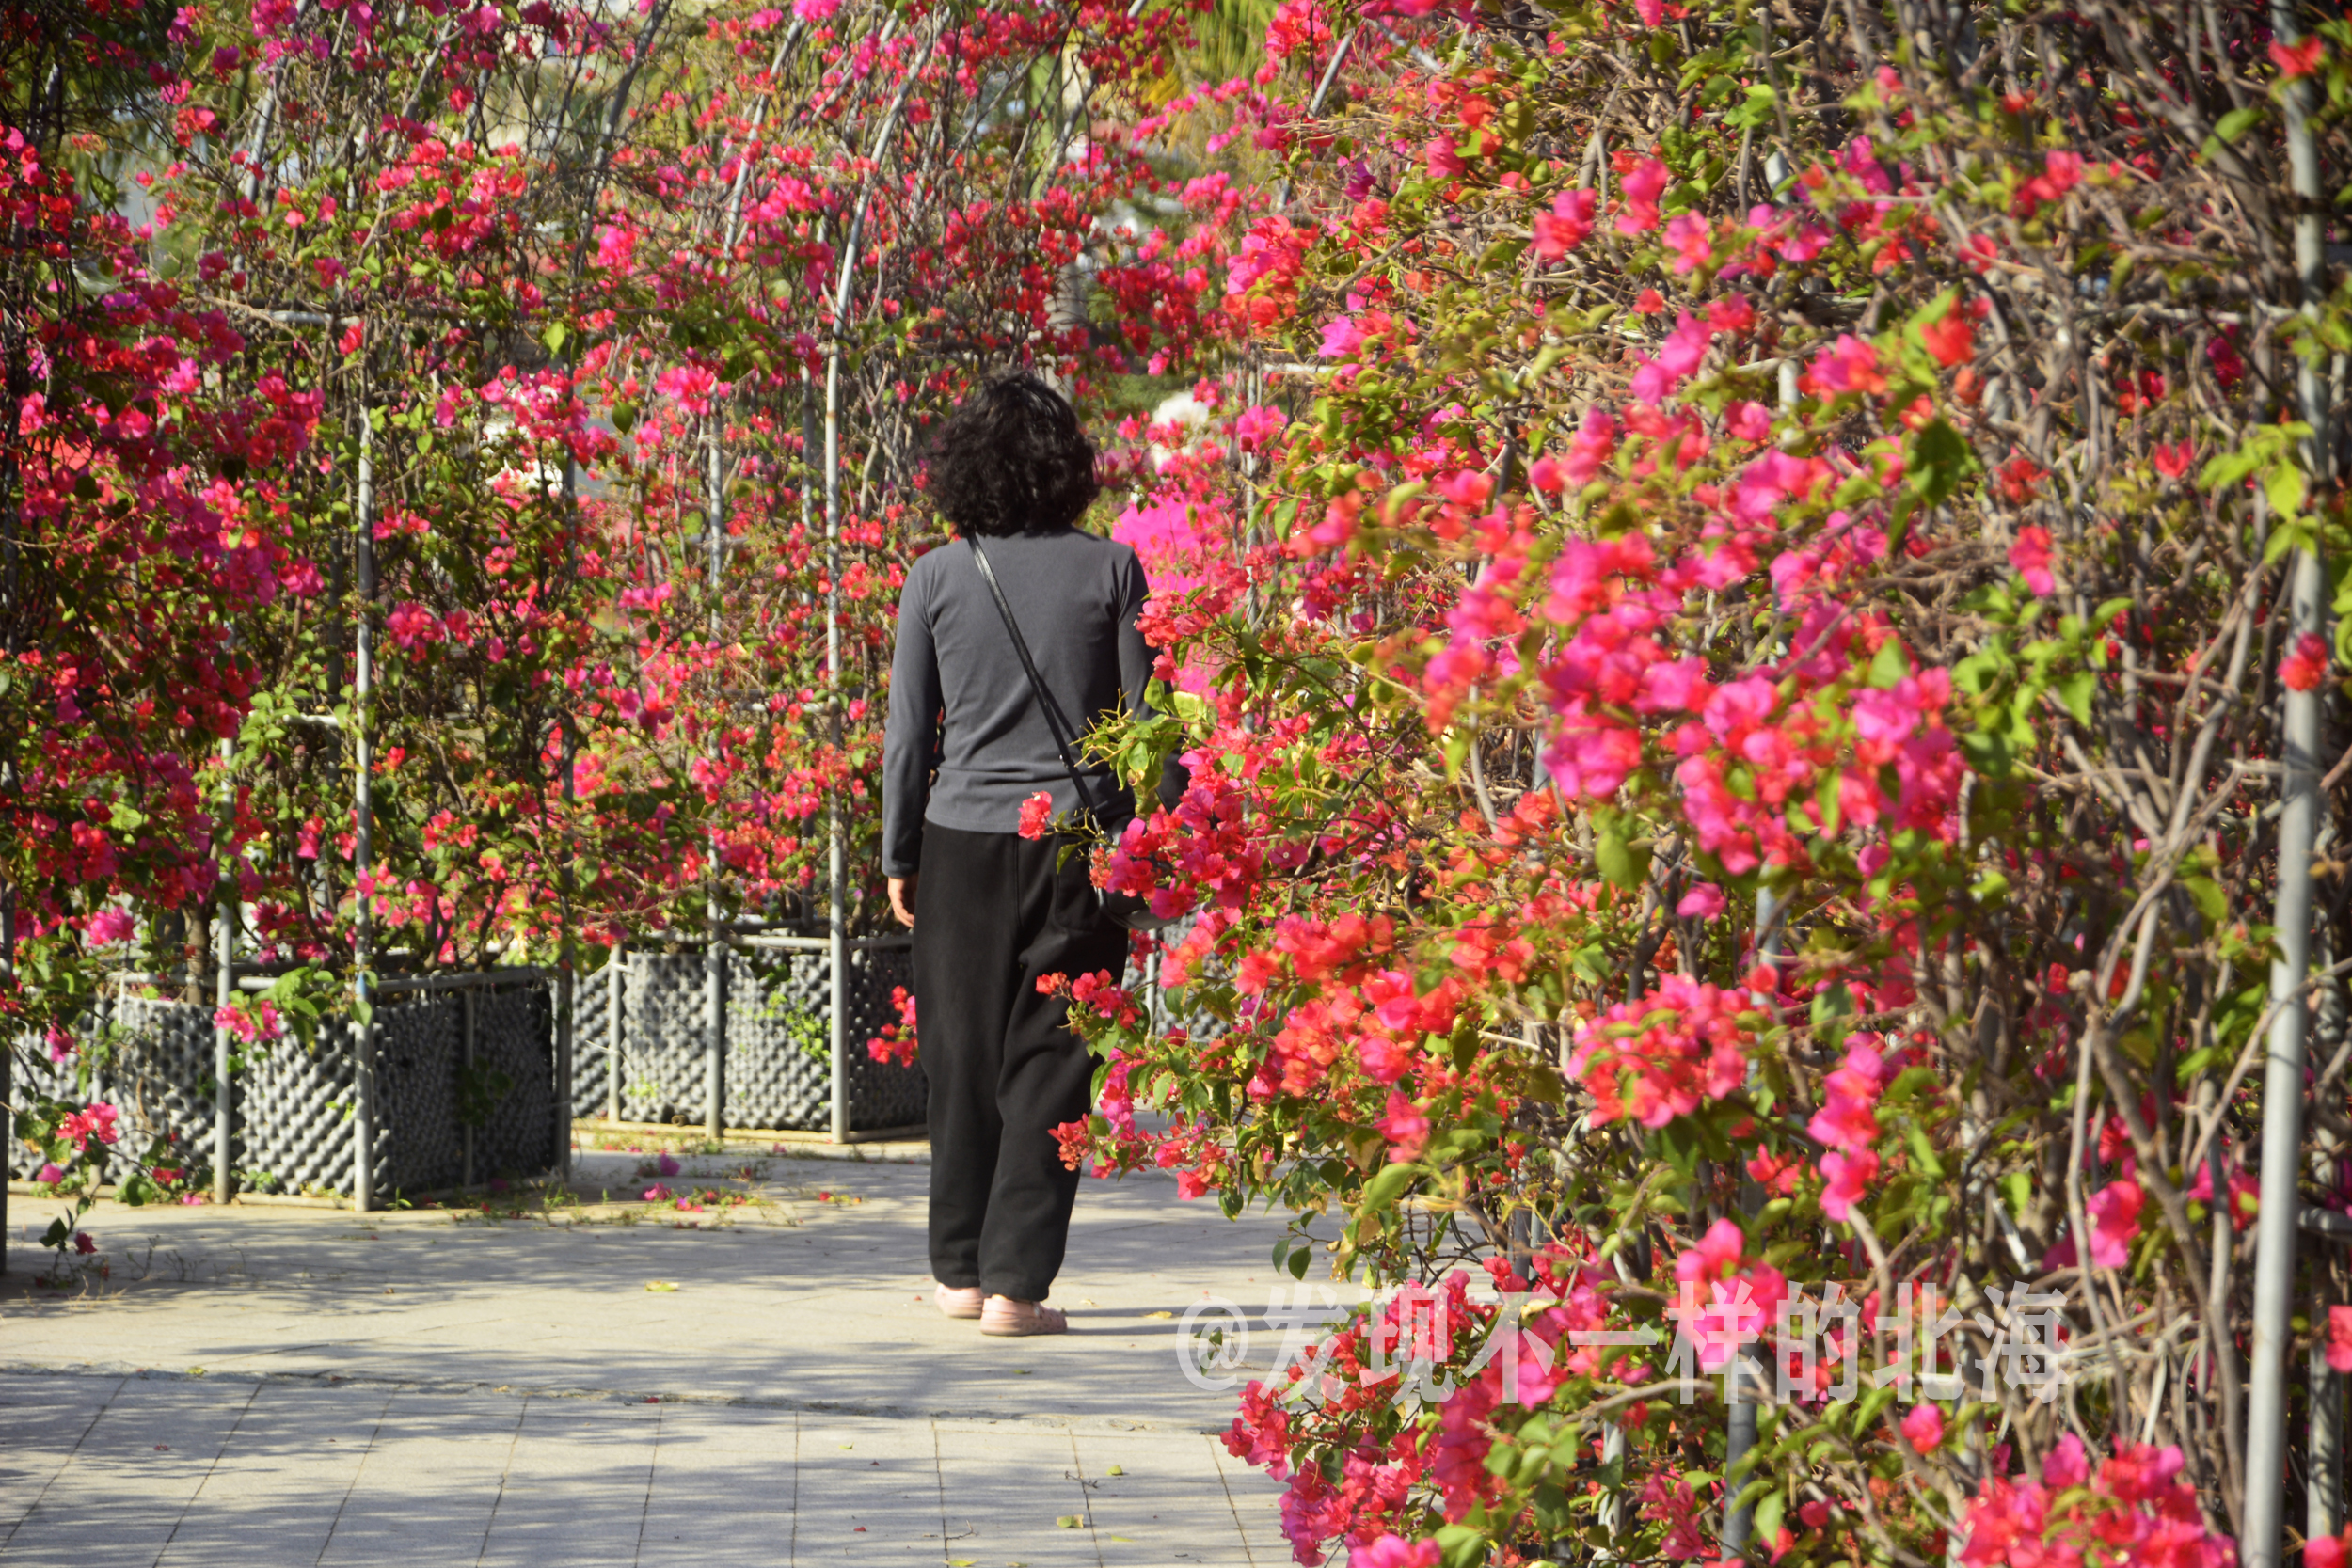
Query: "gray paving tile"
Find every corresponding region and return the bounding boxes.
[476,1397,662,1568]
[154,1386,385,1566]
[1,1165,1302,1432]
[784,1416,948,1563]
[1074,1430,1277,1568]
[0,1374,118,1541]
[1207,1438,1283,1568]
[933,1423,1104,1568]
[313,1392,521,1565]
[0,1380,257,1563]
[630,1404,803,1565]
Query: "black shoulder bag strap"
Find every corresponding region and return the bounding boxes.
[966,536,1111,826]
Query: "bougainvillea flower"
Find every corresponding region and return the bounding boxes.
[2281,632,2330,692]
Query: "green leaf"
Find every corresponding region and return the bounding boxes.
[1905,419,1974,507]
[2265,515,2317,565]
[1867,638,1912,689]
[1479,237,1530,272]
[2265,458,2310,518]
[2201,438,2273,492]
[2001,1170,2032,1221]
[1726,83,1777,131]
[1360,1162,1424,1213]
[2057,670,2096,726]
[2217,104,2265,143]
[543,323,570,356]
[1853,1382,1896,1433]
[1595,821,1649,890]
[1434,1523,1488,1568]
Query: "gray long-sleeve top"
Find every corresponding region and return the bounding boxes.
[881,527,1155,877]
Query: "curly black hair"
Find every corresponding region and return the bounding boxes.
[922,372,1101,536]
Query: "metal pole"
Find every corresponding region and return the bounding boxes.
[2250,543,2326,1565]
[811,39,932,1144]
[2249,8,2328,1563]
[704,424,727,1145]
[2316,1331,2344,1541]
[557,726,576,1182]
[463,986,477,1189]
[1723,888,1782,1556]
[352,393,376,1213]
[213,736,235,1206]
[828,818,846,1141]
[705,926,725,1141]
[607,943,624,1123]
[1271,29,1355,211]
[824,296,848,1146]
[0,886,12,1272]
[1598,1425,1626,1539]
[557,965,574,1177]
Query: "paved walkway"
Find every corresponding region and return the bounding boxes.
[0,1149,1324,1566]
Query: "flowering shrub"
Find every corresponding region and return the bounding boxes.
[1049,0,2349,1561]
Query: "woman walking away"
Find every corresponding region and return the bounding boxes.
[881,372,1152,1338]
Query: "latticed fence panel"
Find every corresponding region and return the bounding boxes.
[585,942,924,1132]
[610,951,710,1126]
[375,996,462,1194]
[572,961,612,1119]
[242,1017,371,1196]
[839,946,925,1130]
[1122,915,1228,1048]
[107,999,220,1164]
[7,1001,217,1180]
[8,940,946,1190]
[7,980,557,1198]
[725,949,833,1130]
[6,1030,87,1181]
[472,982,556,1179]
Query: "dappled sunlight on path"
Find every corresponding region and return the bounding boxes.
[1,1157,1313,1565]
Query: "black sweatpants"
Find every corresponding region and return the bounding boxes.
[913,823,1129,1302]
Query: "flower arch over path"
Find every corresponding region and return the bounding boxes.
[10,0,2352,1565]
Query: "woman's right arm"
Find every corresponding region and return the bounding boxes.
[880,563,939,881]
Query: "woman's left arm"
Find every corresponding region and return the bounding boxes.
[1116,549,1189,811]
[1115,547,1156,719]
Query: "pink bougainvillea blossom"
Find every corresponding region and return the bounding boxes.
[2010,525,2058,595]
[2328,1307,2352,1375]
[2282,631,2330,692]
[1567,976,1754,1129]
[1899,1403,1945,1453]
[1615,156,1671,233]
[1534,187,1597,258]
[58,1102,120,1151]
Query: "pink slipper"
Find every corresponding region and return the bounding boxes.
[935,1283,984,1320]
[980,1295,1067,1337]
